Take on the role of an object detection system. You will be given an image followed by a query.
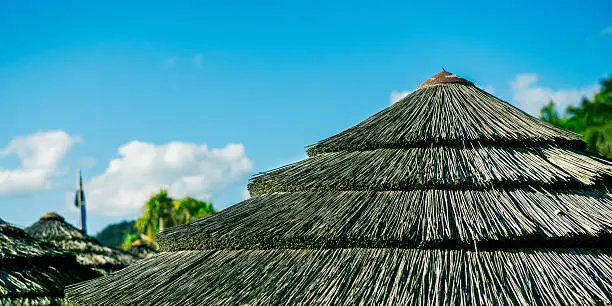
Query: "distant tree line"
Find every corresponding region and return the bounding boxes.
[95,220,138,249]
[96,189,216,250]
[539,74,612,158]
[127,189,215,249]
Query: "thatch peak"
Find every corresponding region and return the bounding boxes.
[306,74,582,156]
[28,213,88,241]
[416,70,473,90]
[40,212,65,222]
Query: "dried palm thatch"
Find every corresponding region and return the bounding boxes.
[0,218,98,305]
[65,248,612,305]
[67,70,612,305]
[25,213,137,275]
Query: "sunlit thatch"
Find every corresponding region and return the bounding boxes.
[67,71,612,305]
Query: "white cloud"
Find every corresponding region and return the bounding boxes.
[0,131,81,196]
[510,74,600,116]
[84,141,253,216]
[193,54,202,67]
[390,90,412,104]
[241,189,251,201]
[601,27,612,35]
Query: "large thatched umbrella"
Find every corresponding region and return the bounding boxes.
[25,212,136,275]
[67,71,612,305]
[0,218,97,305]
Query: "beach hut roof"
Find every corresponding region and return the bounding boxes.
[0,218,97,304]
[67,71,612,305]
[25,212,137,275]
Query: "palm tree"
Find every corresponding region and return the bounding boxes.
[540,74,612,157]
[121,232,140,250]
[135,189,175,240]
[133,190,216,250]
[173,197,215,225]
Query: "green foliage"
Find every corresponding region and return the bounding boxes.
[94,220,138,249]
[539,101,567,127]
[135,189,216,245]
[135,189,174,239]
[121,232,141,250]
[172,196,216,225]
[539,75,612,158]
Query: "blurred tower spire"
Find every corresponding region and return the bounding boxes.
[74,169,87,235]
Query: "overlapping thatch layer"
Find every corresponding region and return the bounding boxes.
[67,71,612,305]
[67,248,612,305]
[249,145,611,195]
[0,218,97,305]
[25,213,136,275]
[156,189,612,250]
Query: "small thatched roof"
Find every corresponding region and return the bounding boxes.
[0,218,98,305]
[25,212,137,275]
[67,71,612,305]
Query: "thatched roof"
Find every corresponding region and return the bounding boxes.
[25,212,137,275]
[0,218,98,305]
[67,71,612,305]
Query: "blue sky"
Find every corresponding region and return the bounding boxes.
[1,0,611,234]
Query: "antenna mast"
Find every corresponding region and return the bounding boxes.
[75,169,87,235]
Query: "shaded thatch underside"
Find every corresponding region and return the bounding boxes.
[0,296,66,306]
[0,222,62,260]
[67,248,612,306]
[157,189,612,250]
[1,257,95,300]
[0,220,97,304]
[307,84,582,156]
[25,218,135,274]
[249,145,611,196]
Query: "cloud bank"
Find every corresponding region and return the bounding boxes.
[84,141,253,216]
[510,74,599,115]
[0,131,81,196]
